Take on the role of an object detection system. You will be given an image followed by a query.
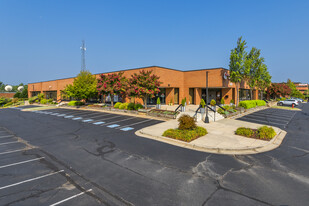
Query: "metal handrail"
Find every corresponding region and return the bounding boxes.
[193,105,202,120]
[216,104,226,111]
[175,104,182,112]
[206,105,216,112]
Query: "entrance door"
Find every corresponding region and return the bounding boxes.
[189,88,194,104]
[174,88,179,104]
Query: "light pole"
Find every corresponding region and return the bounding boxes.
[205,71,209,123]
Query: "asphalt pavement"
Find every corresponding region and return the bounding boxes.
[0,105,308,206]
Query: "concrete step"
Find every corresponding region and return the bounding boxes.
[177,111,225,122]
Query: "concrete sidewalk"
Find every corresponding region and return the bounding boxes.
[136,118,287,154]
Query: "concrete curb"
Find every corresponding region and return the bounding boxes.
[135,128,287,155]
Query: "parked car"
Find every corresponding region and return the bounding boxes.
[277,99,299,107]
[295,98,304,103]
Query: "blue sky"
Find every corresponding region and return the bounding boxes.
[1,0,308,85]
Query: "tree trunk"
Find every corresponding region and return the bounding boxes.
[111,94,114,106]
[144,96,148,109]
[250,89,253,100]
[261,90,263,100]
[236,82,240,106]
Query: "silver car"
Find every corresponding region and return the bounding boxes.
[277,99,299,107]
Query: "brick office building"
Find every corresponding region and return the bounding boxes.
[28,66,261,105]
[294,82,309,94]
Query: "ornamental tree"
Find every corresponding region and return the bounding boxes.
[97,72,127,106]
[229,37,247,106]
[63,70,98,102]
[127,70,161,109]
[255,64,271,99]
[266,83,291,99]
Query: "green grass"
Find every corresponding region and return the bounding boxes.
[272,106,301,111]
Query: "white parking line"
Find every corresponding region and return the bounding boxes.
[49,189,92,206]
[81,113,113,118]
[0,157,45,169]
[0,170,64,190]
[0,148,31,155]
[117,119,154,129]
[0,135,14,139]
[254,112,293,118]
[104,117,137,126]
[96,115,122,121]
[0,141,19,146]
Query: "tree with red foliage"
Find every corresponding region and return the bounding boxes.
[127,70,161,109]
[97,72,127,106]
[266,83,291,99]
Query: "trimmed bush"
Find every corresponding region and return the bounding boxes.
[157,97,160,105]
[220,98,225,105]
[163,126,207,142]
[200,99,206,107]
[239,100,266,109]
[210,99,216,106]
[134,103,143,110]
[114,102,122,108]
[257,126,276,140]
[127,103,135,110]
[0,98,11,106]
[235,127,254,137]
[68,101,84,106]
[230,99,234,104]
[40,99,48,104]
[119,103,128,110]
[29,96,38,104]
[178,114,196,130]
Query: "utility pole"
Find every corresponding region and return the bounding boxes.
[205,71,209,123]
[80,40,86,71]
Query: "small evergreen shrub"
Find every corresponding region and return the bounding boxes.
[119,103,128,110]
[163,126,207,142]
[235,127,254,137]
[29,96,38,104]
[127,103,135,110]
[220,98,225,105]
[178,114,196,130]
[40,99,48,104]
[200,99,206,108]
[210,99,216,106]
[134,103,143,110]
[181,98,186,106]
[230,99,234,104]
[114,102,122,108]
[257,126,276,140]
[157,97,161,105]
[68,101,84,106]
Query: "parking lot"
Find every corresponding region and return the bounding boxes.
[236,107,299,128]
[28,108,162,132]
[0,107,163,205]
[0,127,102,205]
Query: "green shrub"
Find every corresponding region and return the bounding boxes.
[37,93,45,101]
[178,114,196,130]
[163,126,207,142]
[257,126,276,140]
[127,103,135,110]
[181,98,186,106]
[230,99,234,104]
[210,99,216,106]
[29,96,38,104]
[119,103,128,110]
[200,99,206,107]
[114,102,122,108]
[157,97,161,105]
[0,97,9,106]
[134,103,143,110]
[235,127,254,137]
[68,101,84,106]
[220,98,225,105]
[48,99,53,104]
[40,99,48,104]
[239,100,266,109]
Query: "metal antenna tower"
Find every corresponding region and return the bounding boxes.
[80,40,86,71]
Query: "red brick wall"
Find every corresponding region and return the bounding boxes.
[0,93,15,98]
